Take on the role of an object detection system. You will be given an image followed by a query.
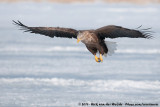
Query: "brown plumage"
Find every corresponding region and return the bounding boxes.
[13,20,153,62]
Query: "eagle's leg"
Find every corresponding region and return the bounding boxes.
[99,54,103,62]
[94,55,100,62]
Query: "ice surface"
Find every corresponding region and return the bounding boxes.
[0,2,160,107]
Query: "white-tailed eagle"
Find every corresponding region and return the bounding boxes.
[13,20,153,62]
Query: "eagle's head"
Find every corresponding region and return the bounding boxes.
[77,31,90,43]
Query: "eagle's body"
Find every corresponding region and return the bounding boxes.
[78,31,108,56]
[13,21,152,62]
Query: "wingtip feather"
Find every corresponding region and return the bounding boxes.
[136,26,154,39]
[12,20,27,27]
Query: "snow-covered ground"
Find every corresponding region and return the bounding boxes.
[0,2,160,107]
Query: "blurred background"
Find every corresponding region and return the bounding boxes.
[0,0,160,107]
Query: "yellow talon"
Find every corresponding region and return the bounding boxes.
[95,55,100,62]
[99,54,103,62]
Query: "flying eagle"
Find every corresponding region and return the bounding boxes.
[13,20,153,62]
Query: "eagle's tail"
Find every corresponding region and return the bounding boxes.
[104,41,117,56]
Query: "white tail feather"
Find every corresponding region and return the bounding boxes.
[105,41,117,56]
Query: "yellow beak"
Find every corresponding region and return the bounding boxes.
[77,38,81,43]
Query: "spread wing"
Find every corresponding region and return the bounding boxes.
[13,20,78,39]
[95,25,153,39]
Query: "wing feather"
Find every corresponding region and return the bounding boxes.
[95,25,153,39]
[13,20,78,39]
